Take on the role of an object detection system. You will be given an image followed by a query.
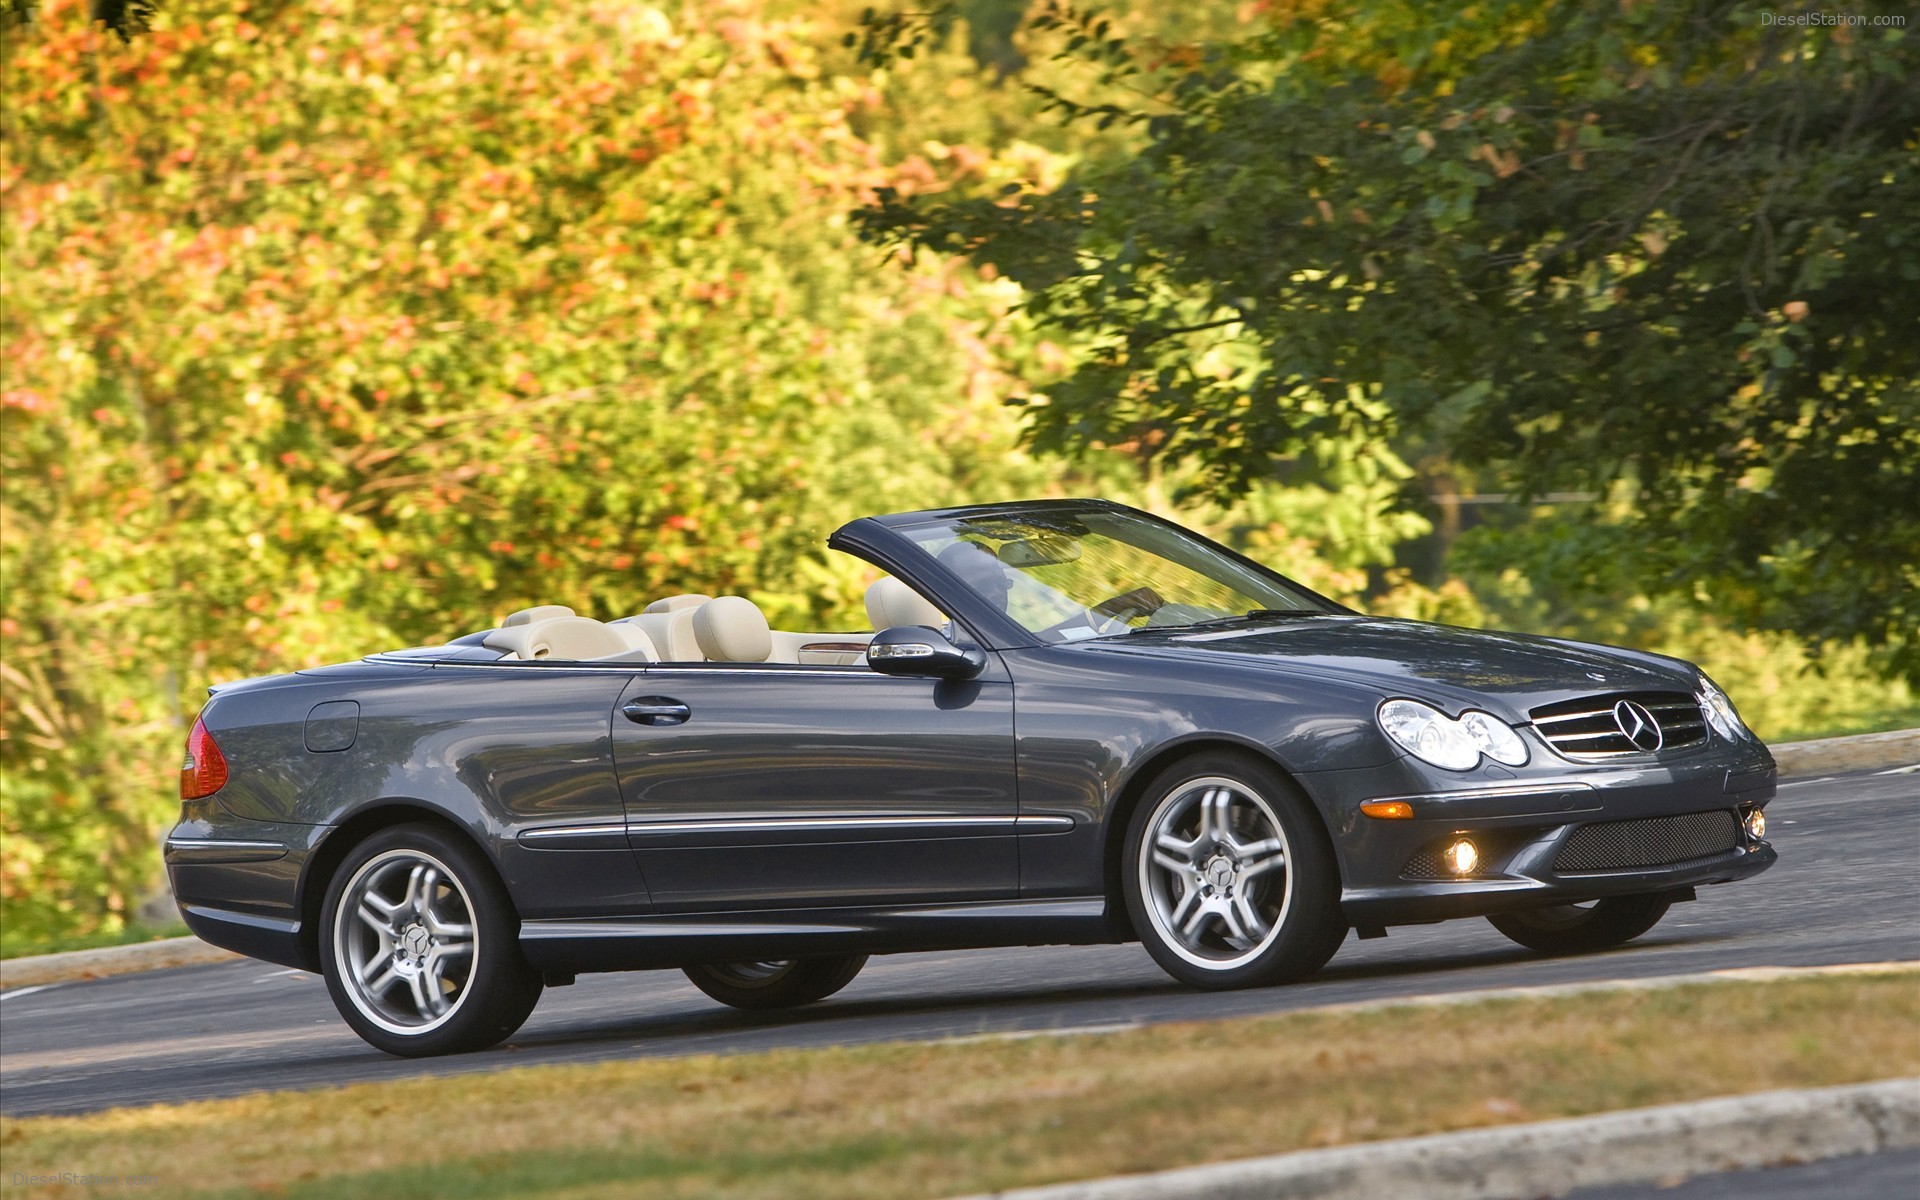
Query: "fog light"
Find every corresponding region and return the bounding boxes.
[1445,839,1479,874]
[1745,809,1766,840]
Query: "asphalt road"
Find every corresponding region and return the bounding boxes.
[1567,1146,1920,1200]
[2,769,1914,1120]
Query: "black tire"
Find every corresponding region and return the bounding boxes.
[1486,894,1673,953]
[1121,751,1346,990]
[319,822,543,1057]
[683,954,868,1011]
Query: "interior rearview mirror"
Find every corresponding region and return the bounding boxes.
[995,534,1081,568]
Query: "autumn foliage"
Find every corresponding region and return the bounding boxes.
[0,0,1050,937]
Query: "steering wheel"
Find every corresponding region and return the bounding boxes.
[1036,586,1164,637]
[1033,586,1169,640]
[1089,586,1167,625]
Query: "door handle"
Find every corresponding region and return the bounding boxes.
[622,697,691,726]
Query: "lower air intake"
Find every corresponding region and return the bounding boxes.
[1554,810,1740,874]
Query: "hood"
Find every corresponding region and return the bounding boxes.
[1102,616,1697,720]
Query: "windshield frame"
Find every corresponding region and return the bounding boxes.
[834,499,1352,651]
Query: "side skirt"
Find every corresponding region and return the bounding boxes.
[518,897,1113,973]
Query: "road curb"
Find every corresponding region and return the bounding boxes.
[1769,727,1919,778]
[0,937,238,991]
[955,1078,1920,1200]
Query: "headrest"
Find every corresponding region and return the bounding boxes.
[483,616,631,661]
[502,604,575,628]
[865,577,945,632]
[644,593,713,614]
[692,596,772,663]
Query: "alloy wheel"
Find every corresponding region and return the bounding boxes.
[332,848,478,1035]
[1138,775,1294,969]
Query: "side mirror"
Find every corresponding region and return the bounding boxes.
[867,625,987,680]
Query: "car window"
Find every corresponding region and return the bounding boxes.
[900,508,1332,644]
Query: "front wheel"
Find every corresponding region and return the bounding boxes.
[1486,894,1672,953]
[1122,752,1346,990]
[320,823,543,1057]
[684,954,868,1011]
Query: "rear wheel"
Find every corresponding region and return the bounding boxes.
[320,823,542,1057]
[1122,752,1346,990]
[684,955,868,1011]
[1487,894,1672,953]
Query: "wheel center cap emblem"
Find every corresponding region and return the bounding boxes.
[401,924,430,957]
[1203,857,1236,890]
[1613,700,1663,752]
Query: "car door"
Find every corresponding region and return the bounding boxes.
[609,658,1019,912]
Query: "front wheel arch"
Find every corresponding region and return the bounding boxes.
[1119,749,1347,988]
[1101,740,1341,943]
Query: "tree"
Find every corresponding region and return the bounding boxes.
[0,0,1062,937]
[856,0,1920,682]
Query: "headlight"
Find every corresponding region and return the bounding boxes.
[1378,699,1529,770]
[1457,710,1530,766]
[1697,676,1751,742]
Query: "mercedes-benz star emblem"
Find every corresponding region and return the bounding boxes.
[1613,700,1663,752]
[1204,857,1236,891]
[402,924,430,958]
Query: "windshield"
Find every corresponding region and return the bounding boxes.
[900,507,1336,644]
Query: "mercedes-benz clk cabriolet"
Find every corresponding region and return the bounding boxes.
[167,499,1776,1055]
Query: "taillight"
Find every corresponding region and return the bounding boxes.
[181,714,229,799]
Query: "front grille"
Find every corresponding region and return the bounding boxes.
[1530,691,1707,759]
[1553,810,1739,873]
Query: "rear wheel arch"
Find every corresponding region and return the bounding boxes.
[298,802,503,972]
[317,821,543,1055]
[1100,738,1341,940]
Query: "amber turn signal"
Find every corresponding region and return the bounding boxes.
[1360,800,1415,820]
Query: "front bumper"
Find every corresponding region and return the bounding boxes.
[1303,738,1778,926]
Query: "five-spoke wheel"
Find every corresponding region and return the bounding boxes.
[1123,753,1346,988]
[335,849,475,1029]
[321,823,541,1057]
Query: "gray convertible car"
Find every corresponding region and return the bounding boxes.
[167,499,1776,1056]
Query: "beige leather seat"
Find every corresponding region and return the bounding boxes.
[601,622,661,662]
[614,609,702,662]
[692,596,778,663]
[644,593,713,614]
[865,577,946,631]
[484,616,645,661]
[501,604,575,628]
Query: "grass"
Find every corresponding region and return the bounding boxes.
[0,919,189,961]
[3,973,1917,1199]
